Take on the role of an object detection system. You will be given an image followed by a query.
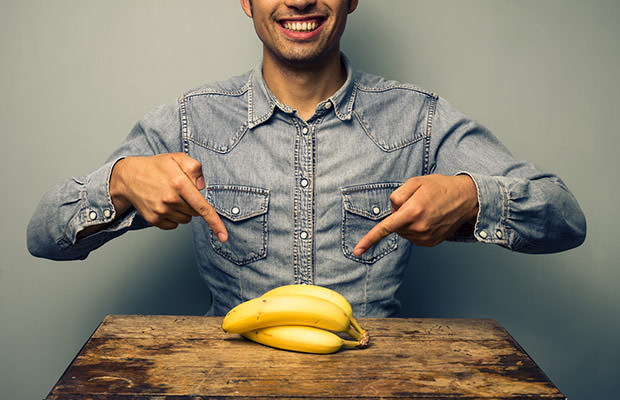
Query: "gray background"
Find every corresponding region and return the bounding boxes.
[1,1,618,399]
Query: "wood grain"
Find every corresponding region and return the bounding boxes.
[46,315,565,399]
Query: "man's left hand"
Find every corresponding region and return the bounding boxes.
[353,174,479,256]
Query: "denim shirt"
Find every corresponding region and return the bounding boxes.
[27,55,586,317]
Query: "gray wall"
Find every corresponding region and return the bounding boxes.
[1,1,618,399]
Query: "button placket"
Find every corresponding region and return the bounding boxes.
[293,120,316,284]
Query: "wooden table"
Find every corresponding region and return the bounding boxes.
[46,315,565,399]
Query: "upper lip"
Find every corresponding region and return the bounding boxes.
[277,14,326,23]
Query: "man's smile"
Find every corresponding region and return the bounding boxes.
[281,18,324,32]
[277,16,326,39]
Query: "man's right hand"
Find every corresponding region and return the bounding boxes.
[110,153,228,241]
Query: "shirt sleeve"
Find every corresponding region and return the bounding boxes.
[27,99,182,260]
[429,97,586,254]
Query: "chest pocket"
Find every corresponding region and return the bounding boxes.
[207,185,269,265]
[341,182,401,264]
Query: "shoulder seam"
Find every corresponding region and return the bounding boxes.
[354,82,438,99]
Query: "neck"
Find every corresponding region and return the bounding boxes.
[261,48,346,120]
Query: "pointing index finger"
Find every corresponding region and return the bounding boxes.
[353,211,406,257]
[178,182,228,242]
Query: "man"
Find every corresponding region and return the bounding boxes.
[27,0,586,317]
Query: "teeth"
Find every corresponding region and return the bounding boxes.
[284,20,319,32]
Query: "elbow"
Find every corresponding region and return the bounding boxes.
[26,215,83,261]
[565,205,587,250]
[542,201,587,254]
[26,216,47,259]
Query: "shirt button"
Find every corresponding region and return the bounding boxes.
[496,230,503,239]
[103,209,111,218]
[300,231,308,240]
[231,207,240,215]
[88,211,97,221]
[302,127,309,135]
[479,230,488,239]
[372,206,381,215]
[300,178,309,188]
[324,102,332,109]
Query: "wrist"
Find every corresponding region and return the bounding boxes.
[457,174,479,223]
[109,158,132,215]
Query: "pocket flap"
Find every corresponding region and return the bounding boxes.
[207,185,269,222]
[341,182,402,220]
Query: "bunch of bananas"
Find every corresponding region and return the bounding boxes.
[221,284,369,354]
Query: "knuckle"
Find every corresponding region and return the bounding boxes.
[408,205,424,219]
[161,193,177,205]
[417,220,433,233]
[187,158,202,173]
[169,175,185,191]
[389,191,403,206]
[152,203,169,216]
[145,214,163,226]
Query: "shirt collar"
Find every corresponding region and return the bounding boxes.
[247,53,356,128]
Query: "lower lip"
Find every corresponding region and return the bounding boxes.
[278,22,325,41]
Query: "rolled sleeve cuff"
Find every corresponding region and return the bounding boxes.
[65,157,138,245]
[454,172,509,246]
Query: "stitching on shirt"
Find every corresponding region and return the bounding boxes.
[179,96,190,155]
[352,110,427,152]
[341,206,398,264]
[185,123,249,153]
[291,117,301,283]
[423,96,438,175]
[333,81,357,120]
[355,82,438,99]
[248,72,277,127]
[206,184,270,266]
[339,183,399,264]
[183,81,250,98]
[496,178,514,248]
[309,116,324,284]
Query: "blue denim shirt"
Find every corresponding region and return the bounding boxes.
[27,55,586,317]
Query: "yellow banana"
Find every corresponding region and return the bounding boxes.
[261,284,368,345]
[241,325,361,354]
[222,293,360,339]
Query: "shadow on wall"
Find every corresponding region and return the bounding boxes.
[101,226,212,316]
[395,242,551,319]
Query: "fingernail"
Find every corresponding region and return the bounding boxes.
[217,232,227,242]
[196,176,205,190]
[353,247,365,256]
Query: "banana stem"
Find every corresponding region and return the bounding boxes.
[342,339,364,348]
[349,317,370,348]
[345,319,370,348]
[350,317,365,337]
[346,325,362,341]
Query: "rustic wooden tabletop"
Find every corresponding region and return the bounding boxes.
[45,315,565,399]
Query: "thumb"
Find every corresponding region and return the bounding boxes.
[172,153,205,190]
